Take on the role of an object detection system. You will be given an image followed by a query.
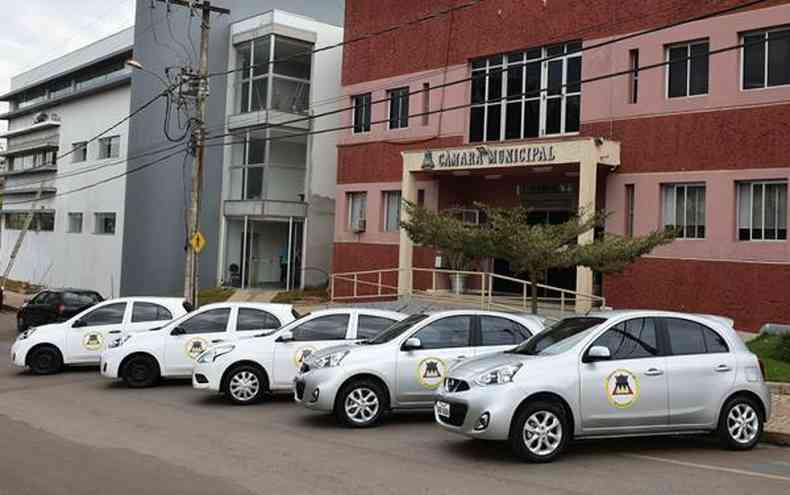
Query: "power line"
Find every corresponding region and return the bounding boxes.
[198,30,788,153]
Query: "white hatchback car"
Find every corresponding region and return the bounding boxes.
[101,302,296,387]
[11,297,189,375]
[295,310,545,427]
[192,308,408,404]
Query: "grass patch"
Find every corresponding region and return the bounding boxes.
[271,288,329,304]
[198,287,235,306]
[747,334,790,383]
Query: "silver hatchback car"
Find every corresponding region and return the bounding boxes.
[295,310,545,427]
[435,311,771,463]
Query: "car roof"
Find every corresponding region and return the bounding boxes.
[200,301,294,311]
[295,308,408,319]
[585,309,735,328]
[44,288,102,295]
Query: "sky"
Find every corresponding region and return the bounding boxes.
[0,0,136,136]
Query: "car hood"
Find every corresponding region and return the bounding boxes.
[305,342,362,363]
[448,351,538,378]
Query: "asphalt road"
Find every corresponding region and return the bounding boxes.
[1,311,789,495]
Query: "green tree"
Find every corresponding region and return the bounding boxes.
[484,206,678,314]
[399,201,493,272]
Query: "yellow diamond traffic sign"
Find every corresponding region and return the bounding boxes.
[190,231,206,253]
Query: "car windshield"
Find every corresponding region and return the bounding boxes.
[64,292,101,306]
[509,317,606,356]
[364,314,428,345]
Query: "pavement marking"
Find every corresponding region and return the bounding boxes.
[624,454,790,482]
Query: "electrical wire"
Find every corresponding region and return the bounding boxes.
[165,0,195,65]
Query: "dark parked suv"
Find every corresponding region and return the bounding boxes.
[17,289,103,332]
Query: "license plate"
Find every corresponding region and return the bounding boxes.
[436,401,450,418]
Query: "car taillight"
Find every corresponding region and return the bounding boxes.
[57,304,65,314]
[758,358,766,381]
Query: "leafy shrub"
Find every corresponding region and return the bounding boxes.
[779,333,790,362]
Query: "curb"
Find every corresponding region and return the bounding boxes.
[763,431,790,447]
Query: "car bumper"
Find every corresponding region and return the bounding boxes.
[10,340,28,368]
[435,383,523,441]
[294,367,347,413]
[99,348,124,379]
[192,362,222,393]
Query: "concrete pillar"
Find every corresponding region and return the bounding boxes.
[398,168,417,295]
[575,156,597,312]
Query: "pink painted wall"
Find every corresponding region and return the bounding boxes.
[338,64,469,146]
[335,180,439,244]
[583,4,790,124]
[606,168,790,263]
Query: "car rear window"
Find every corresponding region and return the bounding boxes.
[64,292,101,306]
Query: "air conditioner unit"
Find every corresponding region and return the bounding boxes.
[352,218,367,233]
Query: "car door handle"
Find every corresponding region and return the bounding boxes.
[211,339,225,344]
[456,355,468,360]
[644,368,664,376]
[715,364,732,372]
[108,330,121,334]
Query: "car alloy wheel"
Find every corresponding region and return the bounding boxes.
[229,370,260,403]
[344,387,380,425]
[522,410,563,457]
[727,403,760,445]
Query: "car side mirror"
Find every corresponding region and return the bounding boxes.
[402,337,422,351]
[275,330,294,343]
[170,326,186,336]
[72,319,87,328]
[584,346,611,363]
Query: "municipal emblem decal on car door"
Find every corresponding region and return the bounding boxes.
[185,337,209,360]
[417,357,447,390]
[82,332,104,351]
[606,369,640,409]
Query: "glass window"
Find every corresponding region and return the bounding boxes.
[179,308,231,334]
[469,41,581,143]
[743,28,790,90]
[236,308,281,331]
[347,192,367,228]
[273,37,312,79]
[30,291,49,305]
[667,41,709,98]
[72,142,88,163]
[703,327,730,353]
[629,49,640,104]
[412,316,472,349]
[63,292,101,306]
[737,181,787,240]
[82,303,126,326]
[94,213,116,235]
[480,316,531,346]
[98,136,120,159]
[357,315,398,340]
[388,87,409,129]
[383,191,401,232]
[590,318,660,360]
[132,303,173,323]
[352,93,372,133]
[664,318,712,356]
[625,184,635,237]
[292,314,349,341]
[67,213,83,234]
[662,184,706,238]
[271,78,309,114]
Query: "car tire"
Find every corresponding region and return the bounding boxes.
[510,400,569,463]
[121,354,160,388]
[335,378,386,428]
[718,396,763,450]
[224,365,267,405]
[28,345,63,375]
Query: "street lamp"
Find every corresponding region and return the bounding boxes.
[126,59,171,89]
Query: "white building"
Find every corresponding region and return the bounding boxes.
[217,10,343,290]
[0,28,134,297]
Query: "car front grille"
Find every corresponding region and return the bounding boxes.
[443,402,468,427]
[444,377,470,393]
[295,380,306,400]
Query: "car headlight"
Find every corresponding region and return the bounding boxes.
[18,328,37,340]
[196,344,235,364]
[474,363,523,386]
[311,350,349,369]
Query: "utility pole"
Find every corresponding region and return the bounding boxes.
[156,0,229,308]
